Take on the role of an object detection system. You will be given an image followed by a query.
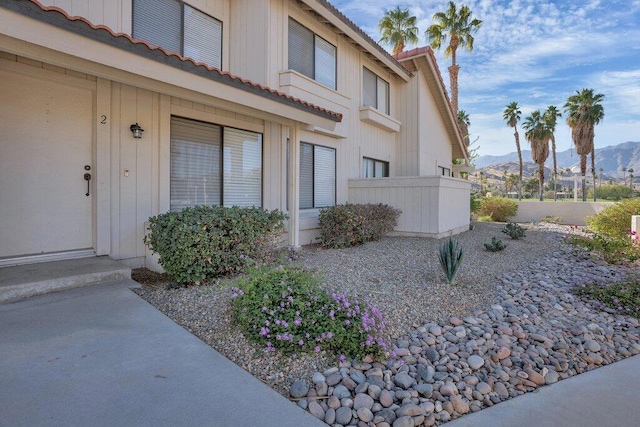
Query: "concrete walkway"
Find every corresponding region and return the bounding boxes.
[448,353,640,427]
[0,282,323,427]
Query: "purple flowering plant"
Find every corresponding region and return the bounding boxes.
[230,266,388,358]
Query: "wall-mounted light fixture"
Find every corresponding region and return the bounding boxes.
[130,123,144,139]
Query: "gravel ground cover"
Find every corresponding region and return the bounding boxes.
[134,222,640,425]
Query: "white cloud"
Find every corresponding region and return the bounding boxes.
[331,0,640,155]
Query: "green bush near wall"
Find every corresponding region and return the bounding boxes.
[478,197,518,222]
[586,198,640,241]
[318,203,401,248]
[145,205,286,285]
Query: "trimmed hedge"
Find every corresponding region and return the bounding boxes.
[145,205,286,285]
[478,197,518,222]
[318,203,401,248]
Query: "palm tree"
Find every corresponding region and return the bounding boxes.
[426,1,482,114]
[503,102,523,200]
[522,110,550,201]
[378,7,419,56]
[457,110,471,146]
[543,105,562,200]
[564,88,605,201]
[629,168,635,188]
[621,166,627,181]
[599,167,604,188]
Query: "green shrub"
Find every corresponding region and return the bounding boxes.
[572,277,640,318]
[484,237,507,252]
[478,197,518,222]
[477,215,495,222]
[502,222,526,239]
[586,198,640,241]
[318,203,401,248]
[540,215,562,224]
[145,205,286,285]
[587,184,633,201]
[569,233,640,264]
[231,266,388,359]
[470,194,481,214]
[438,238,464,284]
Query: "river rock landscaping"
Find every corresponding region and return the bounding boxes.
[134,222,640,426]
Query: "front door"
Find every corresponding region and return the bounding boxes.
[0,70,93,260]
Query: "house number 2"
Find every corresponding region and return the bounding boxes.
[100,115,107,124]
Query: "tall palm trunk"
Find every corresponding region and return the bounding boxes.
[538,160,545,201]
[551,135,558,201]
[579,153,587,202]
[591,148,597,202]
[449,37,459,114]
[514,127,523,200]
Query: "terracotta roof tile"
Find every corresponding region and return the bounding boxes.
[5,0,342,123]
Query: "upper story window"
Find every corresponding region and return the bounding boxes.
[288,18,336,90]
[363,67,390,115]
[363,157,389,178]
[133,0,222,69]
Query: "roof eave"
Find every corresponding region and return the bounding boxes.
[397,51,469,162]
[300,0,411,82]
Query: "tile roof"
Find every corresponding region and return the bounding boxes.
[1,0,342,123]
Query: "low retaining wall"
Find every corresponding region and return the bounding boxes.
[348,176,471,238]
[512,201,614,226]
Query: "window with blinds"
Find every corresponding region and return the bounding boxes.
[363,157,389,178]
[133,0,222,69]
[170,117,262,211]
[223,128,262,207]
[299,142,336,209]
[288,18,336,90]
[362,67,390,115]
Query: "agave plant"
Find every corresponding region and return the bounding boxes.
[438,238,464,284]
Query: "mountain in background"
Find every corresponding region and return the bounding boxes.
[475,141,639,178]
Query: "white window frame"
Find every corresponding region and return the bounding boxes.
[299,142,336,209]
[362,157,389,178]
[288,18,337,90]
[170,116,262,211]
[362,67,390,115]
[133,0,223,69]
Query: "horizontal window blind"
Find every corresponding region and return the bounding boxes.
[313,145,336,208]
[170,117,221,211]
[288,18,314,80]
[362,67,377,110]
[132,0,181,54]
[378,78,389,114]
[299,142,314,209]
[315,36,336,90]
[223,128,262,207]
[184,4,222,68]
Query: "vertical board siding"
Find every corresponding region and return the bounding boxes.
[348,177,470,236]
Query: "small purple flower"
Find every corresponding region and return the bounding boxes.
[298,339,304,346]
[338,354,346,362]
[275,319,281,325]
[276,335,282,340]
[259,327,269,336]
[326,332,333,339]
[329,310,335,320]
[314,346,321,353]
[288,296,294,303]
[295,311,300,316]
[265,320,270,326]
[282,321,289,328]
[261,306,267,312]
[280,301,285,308]
[344,320,351,326]
[294,318,302,326]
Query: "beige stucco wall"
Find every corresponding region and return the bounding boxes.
[395,66,454,178]
[348,177,471,238]
[512,201,614,226]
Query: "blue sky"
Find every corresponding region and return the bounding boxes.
[332,0,640,156]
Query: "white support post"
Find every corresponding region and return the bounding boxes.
[288,124,300,248]
[632,215,640,241]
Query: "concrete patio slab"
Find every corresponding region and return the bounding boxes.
[447,353,640,427]
[0,257,131,302]
[0,282,323,427]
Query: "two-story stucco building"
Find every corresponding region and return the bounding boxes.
[0,0,471,269]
